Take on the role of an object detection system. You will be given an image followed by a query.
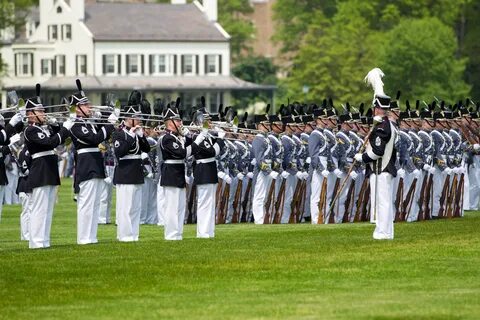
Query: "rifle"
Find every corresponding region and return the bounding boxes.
[263,178,276,224]
[241,177,253,222]
[296,180,307,223]
[437,175,450,219]
[417,172,428,221]
[274,178,286,224]
[424,172,434,220]
[363,184,371,222]
[317,177,328,224]
[454,173,464,217]
[394,177,404,222]
[232,179,243,223]
[446,174,457,218]
[215,180,224,212]
[216,182,230,224]
[353,176,368,222]
[342,179,355,223]
[402,178,417,221]
[328,178,340,224]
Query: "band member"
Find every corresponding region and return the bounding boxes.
[24,84,71,249]
[112,91,151,242]
[191,106,224,237]
[68,79,116,244]
[354,68,397,240]
[159,98,192,240]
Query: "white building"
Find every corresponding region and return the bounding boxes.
[0,0,274,113]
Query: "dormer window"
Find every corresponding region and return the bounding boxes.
[57,6,62,14]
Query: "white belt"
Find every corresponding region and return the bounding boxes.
[195,157,215,164]
[164,159,185,164]
[77,148,100,154]
[32,150,55,159]
[119,154,142,160]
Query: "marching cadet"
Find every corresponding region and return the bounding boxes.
[24,84,71,249]
[251,111,277,224]
[191,107,224,237]
[112,91,151,242]
[309,108,329,224]
[159,98,192,240]
[354,68,397,240]
[68,79,116,244]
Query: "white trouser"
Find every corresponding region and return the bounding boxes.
[281,175,296,223]
[432,170,447,217]
[405,176,420,222]
[116,184,142,242]
[370,173,394,240]
[310,171,323,224]
[141,177,158,225]
[98,180,113,224]
[77,178,103,244]
[163,186,186,240]
[336,176,353,223]
[468,160,480,210]
[5,170,18,205]
[463,164,470,211]
[196,183,216,238]
[0,185,4,222]
[29,185,57,249]
[157,182,165,226]
[19,192,31,241]
[252,172,270,224]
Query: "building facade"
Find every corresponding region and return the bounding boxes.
[0,0,274,113]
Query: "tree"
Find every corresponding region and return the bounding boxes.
[378,17,470,103]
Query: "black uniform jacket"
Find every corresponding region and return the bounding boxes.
[24,123,69,189]
[192,134,223,185]
[70,118,114,190]
[112,127,150,185]
[160,131,192,188]
[16,146,32,194]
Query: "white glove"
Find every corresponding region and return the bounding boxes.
[46,117,57,126]
[452,167,459,174]
[247,172,254,179]
[8,133,21,145]
[321,169,329,178]
[373,115,383,124]
[302,172,309,180]
[146,172,154,179]
[236,172,244,181]
[136,128,144,138]
[428,167,436,175]
[295,172,303,180]
[114,108,121,117]
[459,167,466,174]
[217,131,226,139]
[397,168,405,178]
[444,167,452,175]
[180,127,189,136]
[350,171,358,181]
[194,132,206,145]
[333,168,344,179]
[104,177,112,185]
[94,111,102,119]
[281,171,290,179]
[8,113,23,126]
[306,157,311,164]
[63,118,74,130]
[423,164,431,171]
[218,171,226,180]
[224,175,232,184]
[107,113,118,124]
[269,171,279,180]
[474,144,480,152]
[412,169,421,179]
[354,153,363,162]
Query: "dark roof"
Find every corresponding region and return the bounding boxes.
[84,3,228,42]
[35,75,275,91]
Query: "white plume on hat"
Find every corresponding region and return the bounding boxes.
[364,67,386,98]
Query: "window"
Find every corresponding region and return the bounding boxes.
[206,55,217,74]
[183,55,193,74]
[157,55,166,73]
[62,24,71,40]
[150,54,172,74]
[57,6,62,13]
[56,55,65,75]
[48,25,58,41]
[127,54,140,74]
[14,52,33,76]
[41,59,50,75]
[106,55,115,74]
[76,55,86,75]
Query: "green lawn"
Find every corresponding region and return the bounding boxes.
[1,178,479,320]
